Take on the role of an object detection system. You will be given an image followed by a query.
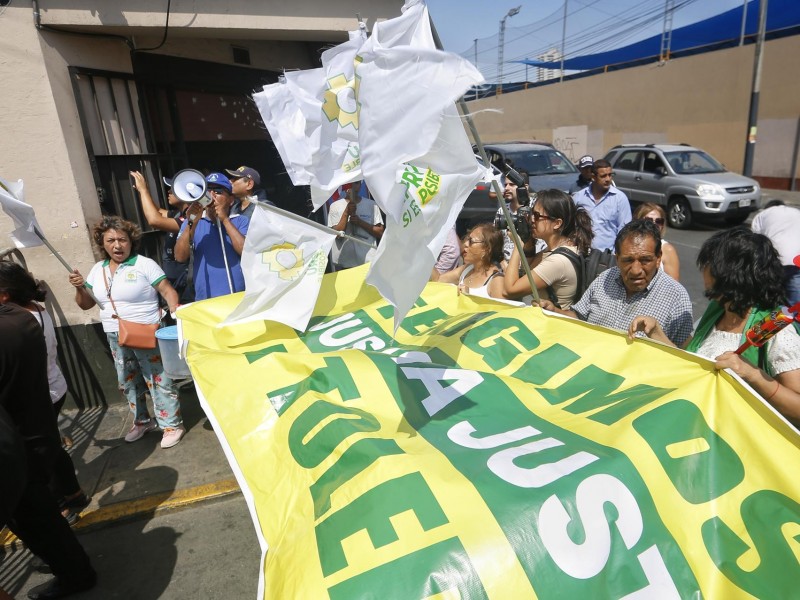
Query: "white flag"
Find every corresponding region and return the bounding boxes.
[220,204,337,332]
[0,176,43,249]
[253,29,366,210]
[354,0,487,330]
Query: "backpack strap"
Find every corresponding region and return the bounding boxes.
[549,247,584,305]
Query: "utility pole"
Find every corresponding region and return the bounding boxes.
[497,5,521,94]
[559,0,568,81]
[743,0,768,176]
[739,0,749,46]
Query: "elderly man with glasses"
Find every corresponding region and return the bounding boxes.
[174,172,249,300]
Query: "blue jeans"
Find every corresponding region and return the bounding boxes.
[784,266,800,307]
[106,332,182,429]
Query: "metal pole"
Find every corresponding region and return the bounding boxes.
[429,17,540,304]
[498,17,506,94]
[743,0,768,176]
[790,117,800,191]
[559,0,568,82]
[739,0,749,46]
[215,219,234,294]
[474,38,479,100]
[261,202,374,248]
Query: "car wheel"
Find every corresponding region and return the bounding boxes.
[667,196,693,230]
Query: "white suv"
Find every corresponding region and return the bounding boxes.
[603,144,761,229]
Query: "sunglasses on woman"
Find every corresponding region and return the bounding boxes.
[645,217,665,226]
[532,211,554,222]
[464,237,486,246]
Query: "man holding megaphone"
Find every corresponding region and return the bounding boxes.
[174,172,249,300]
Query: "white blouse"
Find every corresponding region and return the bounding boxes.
[695,324,800,375]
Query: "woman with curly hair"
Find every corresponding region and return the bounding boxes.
[634,202,680,280]
[503,189,594,308]
[629,227,800,423]
[432,223,507,300]
[68,216,185,448]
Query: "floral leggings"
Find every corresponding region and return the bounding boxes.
[107,332,182,429]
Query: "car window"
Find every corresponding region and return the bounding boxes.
[615,150,641,171]
[664,150,725,174]
[504,149,578,176]
[642,151,666,174]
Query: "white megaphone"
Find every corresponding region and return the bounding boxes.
[172,168,213,207]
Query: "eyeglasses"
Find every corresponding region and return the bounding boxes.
[208,188,228,195]
[464,237,486,246]
[645,217,665,226]
[532,211,554,222]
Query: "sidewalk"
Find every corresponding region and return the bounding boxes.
[1,383,241,551]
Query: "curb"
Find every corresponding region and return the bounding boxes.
[1,477,241,551]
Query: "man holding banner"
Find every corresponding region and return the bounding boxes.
[542,219,693,346]
[327,182,383,270]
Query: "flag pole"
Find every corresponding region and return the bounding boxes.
[428,17,541,304]
[260,202,374,248]
[33,226,75,273]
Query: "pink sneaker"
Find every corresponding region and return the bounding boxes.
[124,419,158,443]
[161,426,185,449]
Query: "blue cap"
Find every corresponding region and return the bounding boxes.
[205,172,232,193]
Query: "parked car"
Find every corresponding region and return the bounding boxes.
[458,142,579,233]
[603,143,761,229]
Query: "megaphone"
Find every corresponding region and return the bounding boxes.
[172,169,212,207]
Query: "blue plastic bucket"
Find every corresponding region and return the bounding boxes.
[155,326,192,380]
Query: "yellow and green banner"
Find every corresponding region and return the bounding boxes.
[178,265,800,599]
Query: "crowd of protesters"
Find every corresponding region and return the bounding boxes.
[2,156,800,598]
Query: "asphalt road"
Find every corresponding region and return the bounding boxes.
[3,495,261,600]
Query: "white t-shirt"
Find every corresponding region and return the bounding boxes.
[85,255,166,333]
[327,198,383,268]
[28,306,68,403]
[751,205,800,266]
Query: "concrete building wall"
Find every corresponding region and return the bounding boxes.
[466,35,800,184]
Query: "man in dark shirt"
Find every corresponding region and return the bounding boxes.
[0,303,96,599]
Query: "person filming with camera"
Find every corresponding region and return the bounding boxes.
[503,189,594,309]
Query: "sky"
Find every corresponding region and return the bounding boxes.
[426,0,754,82]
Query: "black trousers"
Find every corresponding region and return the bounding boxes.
[49,395,81,500]
[6,445,94,584]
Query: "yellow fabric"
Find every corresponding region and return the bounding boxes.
[178,264,800,599]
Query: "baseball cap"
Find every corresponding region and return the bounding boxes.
[224,166,261,186]
[205,172,233,193]
[162,176,174,187]
[577,155,594,169]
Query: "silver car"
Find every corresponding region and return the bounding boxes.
[603,144,761,229]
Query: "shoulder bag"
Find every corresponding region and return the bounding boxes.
[104,267,160,349]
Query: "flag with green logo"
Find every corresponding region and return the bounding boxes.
[220,204,336,333]
[253,28,366,210]
[355,1,486,329]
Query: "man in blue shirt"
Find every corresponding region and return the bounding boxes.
[572,159,631,251]
[174,172,249,300]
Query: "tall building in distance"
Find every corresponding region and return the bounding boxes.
[536,48,562,82]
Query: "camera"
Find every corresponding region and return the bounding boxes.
[495,205,532,243]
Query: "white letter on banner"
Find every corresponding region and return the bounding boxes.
[448,421,541,449]
[400,367,483,417]
[538,474,644,579]
[619,546,681,599]
[317,320,372,347]
[487,440,599,488]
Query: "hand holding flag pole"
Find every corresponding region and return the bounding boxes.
[734,303,800,355]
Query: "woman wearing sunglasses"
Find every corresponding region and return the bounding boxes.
[503,189,594,309]
[432,223,507,300]
[634,203,680,281]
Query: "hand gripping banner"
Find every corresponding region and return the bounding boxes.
[178,265,800,599]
